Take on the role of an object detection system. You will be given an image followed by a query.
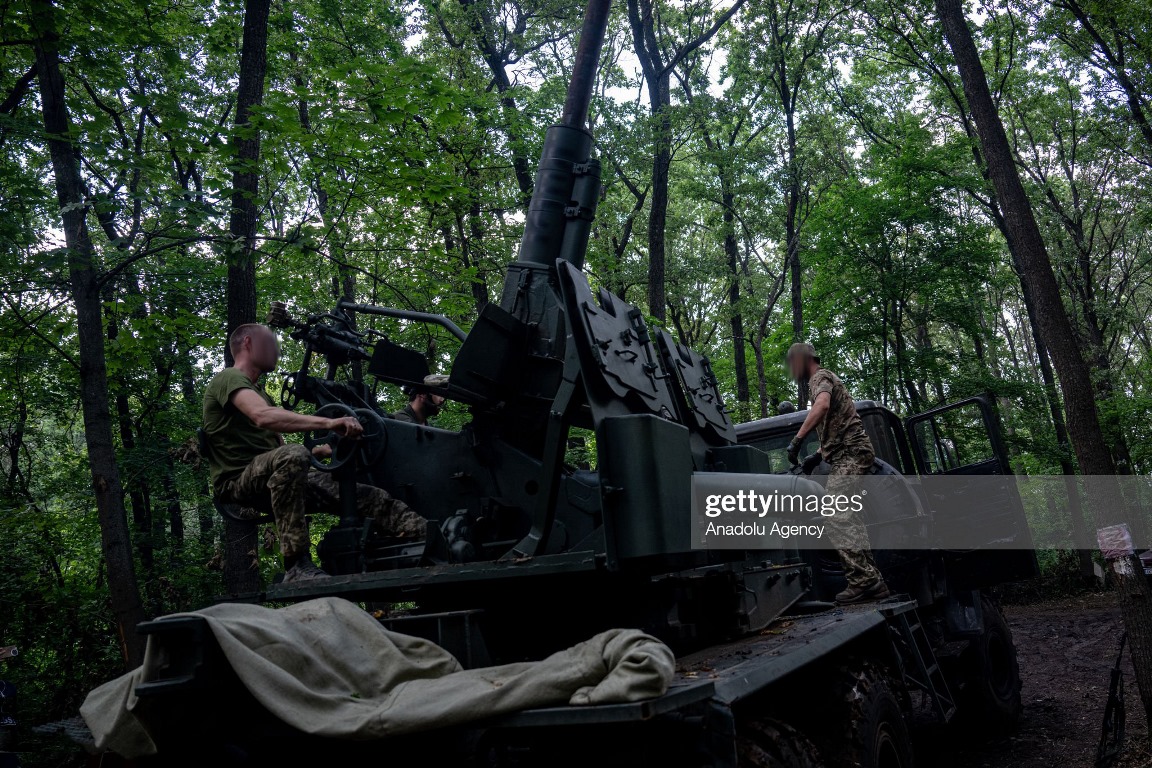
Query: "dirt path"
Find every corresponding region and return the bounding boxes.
[925,593,1151,768]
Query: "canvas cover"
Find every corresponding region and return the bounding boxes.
[81,597,675,758]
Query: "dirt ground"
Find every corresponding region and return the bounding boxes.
[921,592,1152,768]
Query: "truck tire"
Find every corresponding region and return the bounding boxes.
[818,663,914,768]
[956,596,1022,739]
[737,718,824,768]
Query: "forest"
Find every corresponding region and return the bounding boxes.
[2,0,1152,762]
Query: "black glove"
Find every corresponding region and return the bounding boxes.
[787,437,803,467]
[802,451,823,474]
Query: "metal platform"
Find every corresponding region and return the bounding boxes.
[486,598,918,727]
[678,598,916,704]
[221,549,602,603]
[493,679,717,727]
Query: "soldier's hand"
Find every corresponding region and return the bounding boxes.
[327,416,363,439]
[802,451,823,474]
[311,443,333,459]
[787,437,803,467]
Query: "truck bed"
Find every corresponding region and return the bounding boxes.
[491,598,916,727]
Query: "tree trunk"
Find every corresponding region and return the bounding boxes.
[461,0,535,201]
[1021,278,1094,581]
[31,0,146,668]
[646,71,672,322]
[936,0,1115,475]
[161,453,185,546]
[223,0,271,594]
[751,338,770,418]
[225,0,271,362]
[722,189,750,420]
[626,0,745,323]
[784,109,806,405]
[937,0,1152,731]
[103,295,156,581]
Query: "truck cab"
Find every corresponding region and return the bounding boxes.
[735,394,1037,604]
[734,398,917,474]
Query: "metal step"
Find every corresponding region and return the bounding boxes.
[883,608,956,723]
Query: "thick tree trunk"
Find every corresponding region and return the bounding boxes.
[31,0,146,668]
[466,201,492,311]
[937,0,1152,732]
[1060,208,1136,474]
[936,0,1115,475]
[222,0,271,594]
[1022,280,1095,582]
[224,0,271,361]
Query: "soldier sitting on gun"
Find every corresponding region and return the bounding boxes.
[785,342,890,604]
[203,323,427,584]
[391,385,445,426]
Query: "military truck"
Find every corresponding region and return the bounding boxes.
[129,1,1038,764]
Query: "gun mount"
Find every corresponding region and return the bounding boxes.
[251,0,813,660]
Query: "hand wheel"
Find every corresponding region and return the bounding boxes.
[304,403,359,472]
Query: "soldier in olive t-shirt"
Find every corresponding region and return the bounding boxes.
[202,323,426,584]
[202,367,280,496]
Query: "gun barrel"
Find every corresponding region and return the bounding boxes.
[500,0,610,293]
[561,0,612,129]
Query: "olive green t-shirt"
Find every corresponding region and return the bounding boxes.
[202,367,279,494]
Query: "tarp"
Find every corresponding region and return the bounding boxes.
[81,597,675,758]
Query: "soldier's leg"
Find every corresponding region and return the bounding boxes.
[824,454,883,589]
[360,484,427,538]
[305,471,427,538]
[220,444,312,562]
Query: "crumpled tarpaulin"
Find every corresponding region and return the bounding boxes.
[81,597,675,758]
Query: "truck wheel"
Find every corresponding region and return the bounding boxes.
[737,718,824,768]
[819,663,914,768]
[956,596,1022,738]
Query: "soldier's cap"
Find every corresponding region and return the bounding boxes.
[404,374,449,399]
[785,342,820,363]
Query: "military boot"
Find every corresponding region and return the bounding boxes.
[835,580,890,605]
[283,556,330,584]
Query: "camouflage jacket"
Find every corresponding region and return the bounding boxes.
[808,368,874,460]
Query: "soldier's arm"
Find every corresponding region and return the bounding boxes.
[230,388,362,437]
[793,391,831,443]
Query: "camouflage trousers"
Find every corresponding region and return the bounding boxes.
[219,444,427,561]
[823,448,883,589]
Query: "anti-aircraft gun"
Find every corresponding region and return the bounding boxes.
[250,0,815,660]
[131,1,1037,763]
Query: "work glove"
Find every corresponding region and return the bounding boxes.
[802,451,823,474]
[787,437,803,467]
